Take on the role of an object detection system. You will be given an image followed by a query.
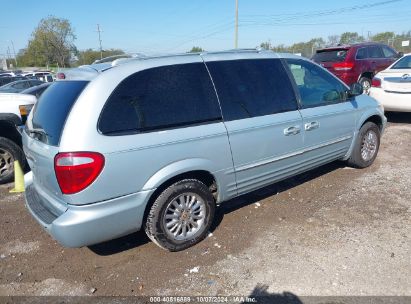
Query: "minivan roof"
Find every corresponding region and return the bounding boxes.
[60,49,302,81]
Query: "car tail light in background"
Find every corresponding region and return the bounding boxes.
[56,72,66,80]
[332,62,354,71]
[371,77,382,88]
[54,152,105,194]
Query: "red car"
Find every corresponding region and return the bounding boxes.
[312,42,401,92]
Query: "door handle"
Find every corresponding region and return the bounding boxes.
[305,121,320,131]
[284,125,301,136]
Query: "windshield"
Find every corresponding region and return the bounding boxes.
[392,56,411,69]
[313,49,348,62]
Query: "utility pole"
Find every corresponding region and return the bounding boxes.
[6,47,11,69]
[234,0,238,49]
[10,40,17,67]
[96,24,103,59]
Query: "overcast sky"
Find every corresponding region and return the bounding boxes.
[0,0,409,56]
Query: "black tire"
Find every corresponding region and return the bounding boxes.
[359,77,371,94]
[0,137,26,184]
[347,122,380,168]
[145,179,215,251]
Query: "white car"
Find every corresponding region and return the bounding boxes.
[0,92,36,183]
[369,53,411,112]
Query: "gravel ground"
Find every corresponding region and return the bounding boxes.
[0,112,410,302]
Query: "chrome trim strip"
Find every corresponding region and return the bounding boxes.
[108,131,228,154]
[383,90,411,94]
[236,148,347,194]
[235,135,352,172]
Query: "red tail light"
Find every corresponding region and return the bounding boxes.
[371,77,381,88]
[333,62,354,71]
[56,72,66,80]
[54,152,105,194]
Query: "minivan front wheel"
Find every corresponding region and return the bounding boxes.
[347,122,380,168]
[145,179,215,251]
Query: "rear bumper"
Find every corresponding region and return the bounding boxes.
[369,88,411,112]
[335,72,358,86]
[24,172,155,247]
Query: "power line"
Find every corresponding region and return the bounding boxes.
[241,0,402,21]
[163,21,235,52]
[159,0,404,53]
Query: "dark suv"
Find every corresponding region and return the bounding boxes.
[312,42,400,92]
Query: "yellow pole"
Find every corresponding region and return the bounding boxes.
[9,160,25,193]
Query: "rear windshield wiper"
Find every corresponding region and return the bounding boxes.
[27,128,51,137]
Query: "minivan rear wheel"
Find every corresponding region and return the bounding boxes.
[347,122,380,168]
[145,179,215,251]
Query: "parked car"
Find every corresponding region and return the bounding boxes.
[56,53,146,80]
[369,53,411,112]
[0,72,16,77]
[0,93,36,183]
[23,71,54,83]
[0,83,52,184]
[23,49,386,251]
[312,42,401,92]
[0,76,28,87]
[0,79,44,93]
[20,82,52,99]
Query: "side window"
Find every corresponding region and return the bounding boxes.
[382,46,397,58]
[206,59,298,121]
[99,62,222,135]
[356,48,368,60]
[368,46,384,58]
[286,59,347,108]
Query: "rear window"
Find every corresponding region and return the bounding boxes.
[30,81,89,146]
[99,62,221,135]
[313,49,348,62]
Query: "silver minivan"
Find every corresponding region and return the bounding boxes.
[23,50,386,251]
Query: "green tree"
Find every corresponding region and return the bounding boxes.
[327,35,340,46]
[188,46,204,53]
[371,32,395,44]
[339,32,365,44]
[76,48,125,65]
[260,41,271,50]
[393,31,411,53]
[17,16,76,67]
[271,44,290,53]
[259,30,411,59]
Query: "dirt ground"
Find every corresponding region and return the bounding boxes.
[0,113,410,301]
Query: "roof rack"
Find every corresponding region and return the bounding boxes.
[205,47,265,55]
[109,48,272,67]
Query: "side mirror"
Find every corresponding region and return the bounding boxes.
[348,83,363,97]
[397,52,404,58]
